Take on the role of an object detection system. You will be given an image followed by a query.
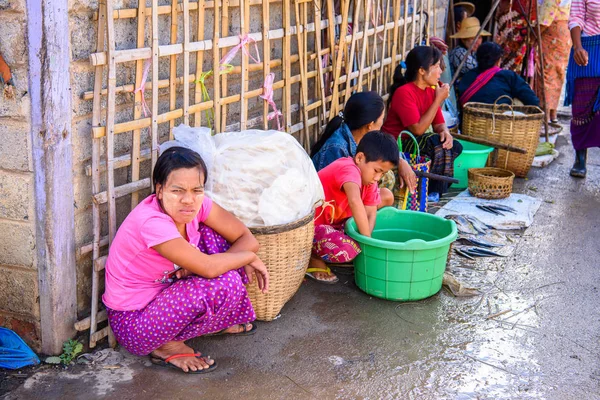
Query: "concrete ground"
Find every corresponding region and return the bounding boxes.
[3,121,600,400]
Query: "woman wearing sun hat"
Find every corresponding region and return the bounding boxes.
[453,2,476,32]
[449,17,491,83]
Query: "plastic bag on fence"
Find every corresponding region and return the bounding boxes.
[209,129,324,227]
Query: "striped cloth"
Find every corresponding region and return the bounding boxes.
[568,0,600,35]
[564,34,600,106]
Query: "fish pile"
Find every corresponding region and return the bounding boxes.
[475,203,517,216]
[445,214,491,235]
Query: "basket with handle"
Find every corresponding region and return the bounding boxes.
[462,95,544,177]
[468,167,515,199]
[396,131,431,212]
[246,212,314,321]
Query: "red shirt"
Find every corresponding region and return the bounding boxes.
[314,157,381,226]
[382,82,445,139]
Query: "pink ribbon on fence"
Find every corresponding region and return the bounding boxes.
[220,34,261,69]
[260,73,283,131]
[132,59,152,117]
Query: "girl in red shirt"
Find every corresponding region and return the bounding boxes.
[382,46,463,196]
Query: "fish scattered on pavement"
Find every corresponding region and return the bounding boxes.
[445,215,478,235]
[457,236,504,248]
[476,204,505,216]
[482,203,517,214]
[464,215,490,234]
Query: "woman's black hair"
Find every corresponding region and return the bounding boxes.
[454,6,468,26]
[388,46,442,107]
[152,146,208,193]
[310,91,385,157]
[356,130,400,165]
[476,42,504,71]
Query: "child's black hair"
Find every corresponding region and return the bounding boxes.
[355,130,400,165]
[152,146,208,193]
[310,91,385,157]
[476,42,504,71]
[388,46,442,107]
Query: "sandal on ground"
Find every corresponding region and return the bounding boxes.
[305,267,339,284]
[150,353,217,374]
[206,323,258,337]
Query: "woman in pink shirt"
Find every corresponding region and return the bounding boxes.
[103,146,269,374]
[565,0,600,177]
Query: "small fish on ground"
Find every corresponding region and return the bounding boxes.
[476,205,504,216]
[457,236,504,248]
[464,215,490,234]
[445,215,477,235]
[464,247,506,257]
[454,247,475,260]
[482,203,517,214]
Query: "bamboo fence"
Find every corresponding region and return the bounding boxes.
[75,0,440,348]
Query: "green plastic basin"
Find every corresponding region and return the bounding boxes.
[346,208,457,301]
[453,140,494,189]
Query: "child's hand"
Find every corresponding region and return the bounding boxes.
[439,130,453,150]
[175,268,194,279]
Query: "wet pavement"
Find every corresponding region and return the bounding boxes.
[4,121,600,400]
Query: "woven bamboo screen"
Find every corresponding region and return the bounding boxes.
[75,0,439,347]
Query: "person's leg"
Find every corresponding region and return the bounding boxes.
[308,224,361,283]
[379,188,394,208]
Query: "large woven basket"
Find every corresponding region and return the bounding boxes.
[468,167,515,199]
[246,212,314,321]
[462,95,544,177]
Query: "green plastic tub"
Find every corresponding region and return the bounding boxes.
[453,140,494,189]
[346,208,457,301]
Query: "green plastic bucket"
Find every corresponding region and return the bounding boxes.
[346,208,457,301]
[453,140,494,189]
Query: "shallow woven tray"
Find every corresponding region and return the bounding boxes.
[246,213,314,321]
[468,167,515,199]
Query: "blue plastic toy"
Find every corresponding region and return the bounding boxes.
[0,327,40,369]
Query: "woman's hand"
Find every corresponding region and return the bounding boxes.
[398,159,417,194]
[244,256,270,294]
[574,47,589,67]
[439,130,453,150]
[435,84,450,102]
[175,268,194,279]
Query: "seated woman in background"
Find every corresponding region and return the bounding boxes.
[103,147,269,374]
[457,42,539,107]
[382,46,463,197]
[311,91,417,205]
[449,17,490,83]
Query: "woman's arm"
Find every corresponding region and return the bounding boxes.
[570,26,588,66]
[405,85,449,136]
[153,238,257,279]
[203,202,259,254]
[511,73,540,106]
[343,182,372,237]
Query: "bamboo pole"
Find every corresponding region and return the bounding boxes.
[88,0,106,350]
[283,0,292,131]
[220,0,230,131]
[130,1,146,208]
[212,0,221,133]
[194,0,206,126]
[169,0,178,136]
[294,0,310,146]
[533,1,550,141]
[151,0,159,166]
[262,0,271,130]
[343,0,362,104]
[239,0,250,130]
[357,0,372,92]
[312,0,328,131]
[328,0,351,118]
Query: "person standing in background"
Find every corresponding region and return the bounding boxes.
[536,0,572,123]
[495,0,536,73]
[565,0,600,178]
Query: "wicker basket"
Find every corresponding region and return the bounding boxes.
[462,95,544,177]
[468,167,515,199]
[246,212,314,321]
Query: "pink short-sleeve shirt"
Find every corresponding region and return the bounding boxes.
[102,194,213,311]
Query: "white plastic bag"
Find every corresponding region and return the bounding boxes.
[172,125,217,174]
[207,129,323,227]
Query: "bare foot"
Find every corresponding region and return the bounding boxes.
[307,256,338,282]
[151,341,215,373]
[221,323,254,334]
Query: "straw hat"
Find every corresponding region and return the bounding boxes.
[450,17,491,39]
[454,2,475,17]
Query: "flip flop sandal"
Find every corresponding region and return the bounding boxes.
[305,267,339,285]
[150,353,217,374]
[206,323,258,337]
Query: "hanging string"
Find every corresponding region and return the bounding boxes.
[259,73,283,131]
[132,59,152,117]
[194,65,234,130]
[220,34,261,67]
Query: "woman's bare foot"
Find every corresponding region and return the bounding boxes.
[221,323,254,334]
[151,341,214,373]
[307,255,338,283]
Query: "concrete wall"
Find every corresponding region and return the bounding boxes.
[0,0,41,350]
